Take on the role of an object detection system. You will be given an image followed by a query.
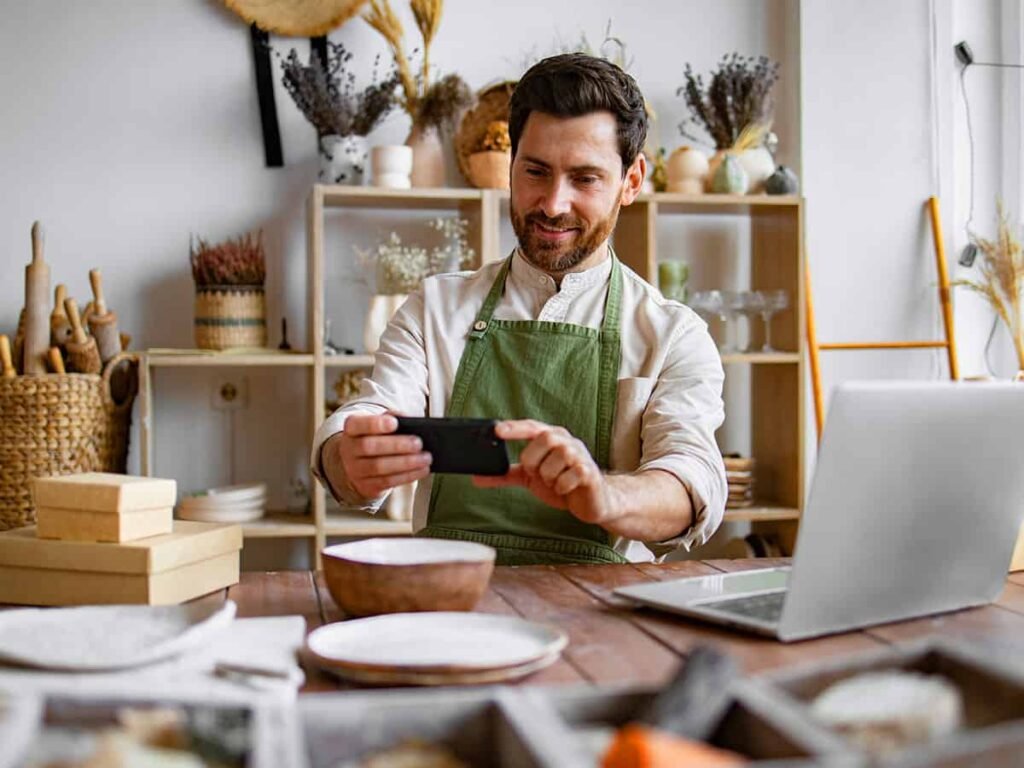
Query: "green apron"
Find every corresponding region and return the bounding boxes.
[418,253,629,565]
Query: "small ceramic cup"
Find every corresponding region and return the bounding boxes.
[371,145,413,188]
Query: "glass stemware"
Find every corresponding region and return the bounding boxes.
[689,290,736,353]
[759,289,790,353]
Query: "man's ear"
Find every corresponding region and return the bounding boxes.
[620,153,647,206]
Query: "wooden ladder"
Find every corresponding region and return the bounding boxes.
[805,197,960,441]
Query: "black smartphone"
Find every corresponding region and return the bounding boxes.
[394,417,510,476]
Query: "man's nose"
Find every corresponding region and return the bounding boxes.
[538,179,573,218]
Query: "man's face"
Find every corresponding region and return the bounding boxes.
[510,111,644,276]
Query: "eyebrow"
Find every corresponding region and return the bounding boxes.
[520,156,609,176]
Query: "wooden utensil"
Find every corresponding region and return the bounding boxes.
[0,335,15,378]
[47,346,65,374]
[50,283,72,348]
[11,310,25,375]
[87,269,121,363]
[63,298,101,374]
[23,221,50,375]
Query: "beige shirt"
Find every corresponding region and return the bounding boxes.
[311,251,727,561]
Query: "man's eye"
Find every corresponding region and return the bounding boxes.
[576,176,598,186]
[525,167,545,177]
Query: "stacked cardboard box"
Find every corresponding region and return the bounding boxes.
[0,473,241,606]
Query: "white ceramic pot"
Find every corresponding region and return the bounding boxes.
[363,293,408,354]
[319,135,368,185]
[737,146,776,193]
[371,145,413,188]
[666,179,705,195]
[375,172,412,190]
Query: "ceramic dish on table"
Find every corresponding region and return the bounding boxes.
[177,482,266,523]
[305,612,568,686]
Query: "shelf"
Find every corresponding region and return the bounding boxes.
[720,352,800,364]
[644,192,801,215]
[146,349,313,367]
[239,511,317,538]
[319,184,484,210]
[723,505,800,523]
[323,354,375,369]
[324,509,414,537]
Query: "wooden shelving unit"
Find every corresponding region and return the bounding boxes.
[140,185,803,565]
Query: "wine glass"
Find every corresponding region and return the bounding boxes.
[759,289,790,353]
[689,290,734,353]
[728,291,761,353]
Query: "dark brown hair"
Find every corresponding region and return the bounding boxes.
[509,53,648,172]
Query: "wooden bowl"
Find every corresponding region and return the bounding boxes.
[322,538,496,618]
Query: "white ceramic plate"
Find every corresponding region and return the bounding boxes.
[179,497,266,513]
[177,506,265,523]
[318,650,564,686]
[322,538,495,565]
[0,601,236,671]
[305,612,567,676]
[182,483,267,505]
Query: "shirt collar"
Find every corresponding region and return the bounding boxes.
[510,248,613,295]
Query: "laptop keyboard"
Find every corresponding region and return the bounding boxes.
[697,591,786,623]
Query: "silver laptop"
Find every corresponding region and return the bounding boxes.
[615,381,1024,641]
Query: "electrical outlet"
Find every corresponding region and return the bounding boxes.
[212,377,248,411]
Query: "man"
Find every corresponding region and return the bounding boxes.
[312,53,727,564]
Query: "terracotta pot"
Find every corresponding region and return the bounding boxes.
[467,150,510,189]
[406,125,446,188]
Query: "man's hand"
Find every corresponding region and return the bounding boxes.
[323,413,432,500]
[472,419,613,525]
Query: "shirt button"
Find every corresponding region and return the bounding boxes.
[473,320,487,331]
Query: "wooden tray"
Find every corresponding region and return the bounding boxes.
[757,639,1024,766]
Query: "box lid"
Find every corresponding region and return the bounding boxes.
[0,521,241,575]
[32,473,177,514]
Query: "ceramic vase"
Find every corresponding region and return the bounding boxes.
[371,145,413,189]
[319,135,368,185]
[666,147,709,194]
[766,165,800,195]
[710,153,750,194]
[406,125,446,188]
[363,294,408,354]
[737,146,776,193]
[467,150,510,189]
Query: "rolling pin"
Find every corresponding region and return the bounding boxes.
[63,298,101,374]
[87,269,121,363]
[50,283,72,348]
[23,222,51,375]
[12,309,25,375]
[47,347,65,374]
[0,335,15,378]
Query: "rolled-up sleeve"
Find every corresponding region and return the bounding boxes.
[309,291,430,510]
[637,318,727,553]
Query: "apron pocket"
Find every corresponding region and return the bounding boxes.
[612,377,654,470]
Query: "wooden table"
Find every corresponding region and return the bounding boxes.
[196,559,1024,693]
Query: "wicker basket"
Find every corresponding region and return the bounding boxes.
[454,80,516,186]
[194,285,267,350]
[0,353,139,531]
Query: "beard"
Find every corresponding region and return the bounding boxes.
[510,197,621,275]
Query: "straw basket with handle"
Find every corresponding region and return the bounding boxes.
[0,352,139,531]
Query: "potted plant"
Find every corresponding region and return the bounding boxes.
[280,41,399,185]
[191,232,267,350]
[466,120,511,190]
[954,201,1024,377]
[677,53,780,193]
[363,0,473,187]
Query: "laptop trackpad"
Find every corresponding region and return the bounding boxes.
[617,567,790,603]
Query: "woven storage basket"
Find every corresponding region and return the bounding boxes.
[454,80,516,186]
[0,353,139,531]
[194,285,267,350]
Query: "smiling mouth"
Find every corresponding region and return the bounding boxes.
[533,221,578,238]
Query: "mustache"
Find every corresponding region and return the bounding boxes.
[524,212,582,230]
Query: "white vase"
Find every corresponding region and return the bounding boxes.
[319,134,368,185]
[371,145,413,188]
[737,146,776,193]
[363,293,408,354]
[406,125,446,188]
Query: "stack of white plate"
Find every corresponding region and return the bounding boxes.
[176,483,266,523]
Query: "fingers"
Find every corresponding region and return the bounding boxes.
[356,465,432,498]
[354,452,432,479]
[344,413,398,437]
[494,419,549,441]
[352,433,422,459]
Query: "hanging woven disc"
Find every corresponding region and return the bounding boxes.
[223,0,368,37]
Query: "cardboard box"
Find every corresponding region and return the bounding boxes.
[32,473,177,514]
[35,506,173,543]
[0,521,241,606]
